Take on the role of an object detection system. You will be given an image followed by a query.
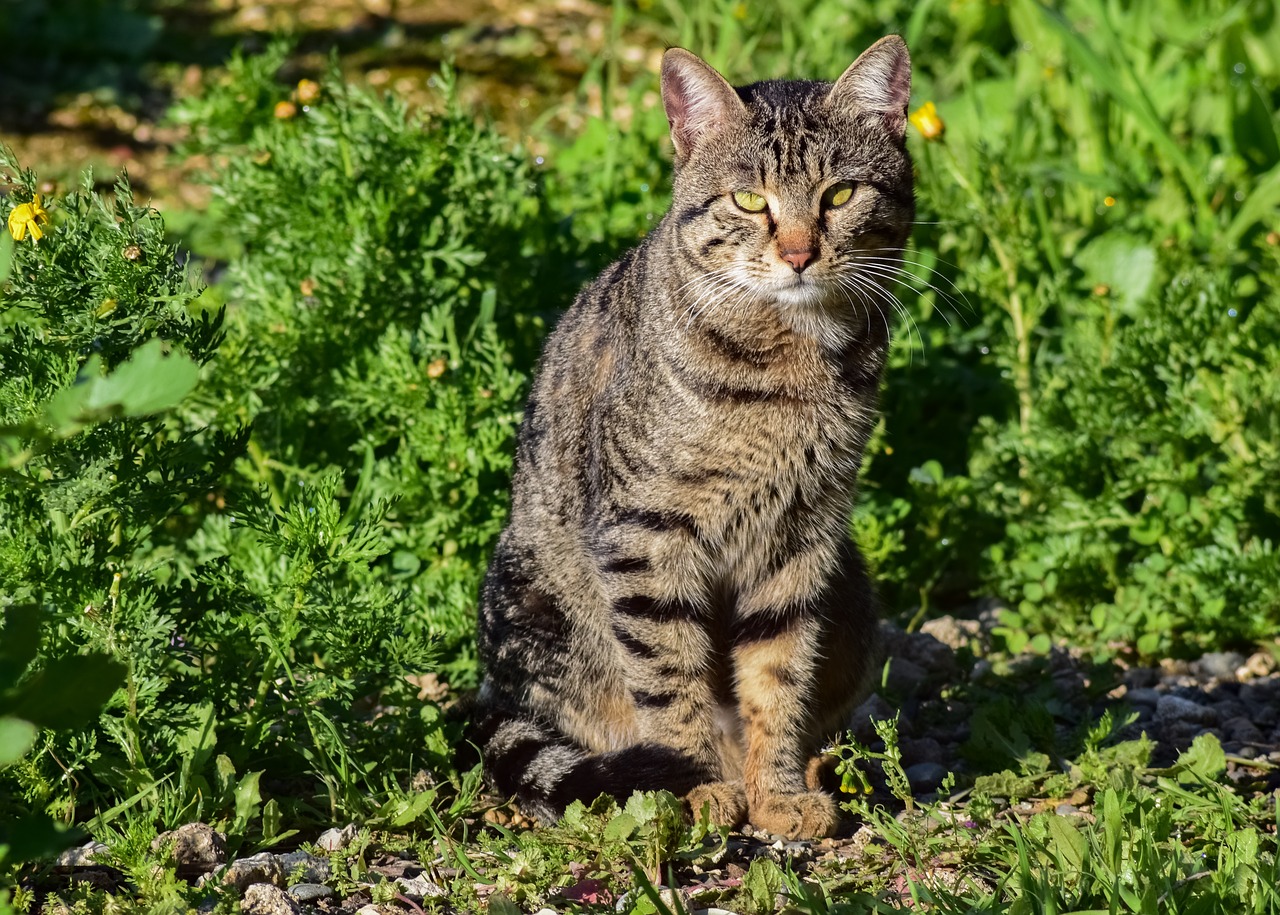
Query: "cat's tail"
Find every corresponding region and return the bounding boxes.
[467,698,709,824]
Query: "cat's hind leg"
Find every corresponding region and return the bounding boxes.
[469,698,713,825]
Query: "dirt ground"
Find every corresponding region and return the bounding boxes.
[0,0,659,212]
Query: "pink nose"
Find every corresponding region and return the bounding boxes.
[781,248,813,272]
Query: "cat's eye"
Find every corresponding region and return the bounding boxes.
[732,190,769,213]
[824,182,856,208]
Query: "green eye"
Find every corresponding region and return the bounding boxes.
[825,182,855,208]
[732,190,768,213]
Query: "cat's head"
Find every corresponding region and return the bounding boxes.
[660,39,915,340]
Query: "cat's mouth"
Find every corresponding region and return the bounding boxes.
[764,272,829,307]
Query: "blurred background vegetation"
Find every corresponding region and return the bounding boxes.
[1,0,1278,895]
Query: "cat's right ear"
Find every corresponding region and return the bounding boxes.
[661,49,745,162]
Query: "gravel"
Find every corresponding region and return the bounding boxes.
[38,614,1280,914]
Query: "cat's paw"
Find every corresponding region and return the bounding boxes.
[748,790,840,839]
[685,782,747,828]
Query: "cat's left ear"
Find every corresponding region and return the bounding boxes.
[825,35,912,139]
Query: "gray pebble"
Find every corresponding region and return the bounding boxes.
[903,632,957,676]
[1222,717,1264,745]
[278,851,329,884]
[286,883,334,903]
[904,762,948,791]
[315,824,357,852]
[1155,694,1218,725]
[847,693,896,742]
[55,842,109,868]
[1194,652,1245,680]
[885,657,928,695]
[900,737,945,766]
[1126,688,1161,708]
[395,874,447,899]
[219,853,285,891]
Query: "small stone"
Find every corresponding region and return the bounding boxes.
[1194,652,1245,680]
[241,884,300,915]
[1237,652,1277,681]
[1125,688,1160,708]
[55,841,109,868]
[1222,717,1264,745]
[904,632,957,676]
[356,906,382,915]
[316,824,357,852]
[1155,695,1217,725]
[847,693,896,742]
[221,853,285,891]
[395,873,447,899]
[278,851,329,884]
[904,762,948,791]
[885,657,928,695]
[1124,667,1160,689]
[1055,803,1080,816]
[918,616,981,651]
[969,659,993,682]
[899,737,944,766]
[286,883,334,903]
[152,823,227,878]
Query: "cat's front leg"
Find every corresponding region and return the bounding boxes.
[733,551,846,839]
[599,523,745,825]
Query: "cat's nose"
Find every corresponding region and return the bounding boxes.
[781,248,814,273]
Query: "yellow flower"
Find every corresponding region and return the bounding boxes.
[8,194,50,243]
[295,79,321,105]
[274,100,297,119]
[909,101,945,141]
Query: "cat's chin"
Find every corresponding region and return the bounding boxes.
[762,278,829,308]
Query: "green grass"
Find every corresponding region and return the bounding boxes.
[2,0,1279,911]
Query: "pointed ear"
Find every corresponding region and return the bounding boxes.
[825,35,912,139]
[661,48,746,161]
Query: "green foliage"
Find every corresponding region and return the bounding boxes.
[0,139,453,890]
[172,43,561,669]
[829,718,1278,913]
[0,606,123,906]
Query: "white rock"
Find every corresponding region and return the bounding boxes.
[241,883,301,915]
[54,841,109,868]
[396,873,447,898]
[316,824,357,852]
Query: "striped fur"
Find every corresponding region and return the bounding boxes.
[473,38,914,839]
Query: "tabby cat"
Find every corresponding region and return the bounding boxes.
[471,36,914,839]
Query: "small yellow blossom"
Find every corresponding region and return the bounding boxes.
[1104,196,1116,207]
[909,101,945,141]
[426,358,448,379]
[274,100,297,119]
[295,79,321,105]
[8,194,50,243]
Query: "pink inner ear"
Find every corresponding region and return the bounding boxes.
[661,51,743,159]
[829,38,912,136]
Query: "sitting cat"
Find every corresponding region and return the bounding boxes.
[471,36,913,839]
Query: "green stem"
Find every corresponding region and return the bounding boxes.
[941,148,1034,506]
